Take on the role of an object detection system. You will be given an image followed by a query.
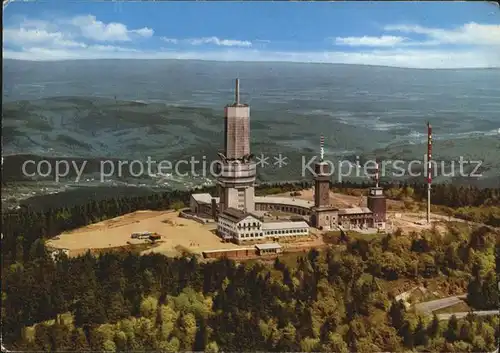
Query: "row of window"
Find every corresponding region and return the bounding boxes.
[264,228,308,236]
[239,232,263,238]
[238,221,260,229]
[217,226,236,238]
[218,219,233,229]
[256,205,309,216]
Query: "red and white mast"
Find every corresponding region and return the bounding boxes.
[374,159,379,188]
[427,122,432,224]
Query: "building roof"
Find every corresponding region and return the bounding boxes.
[191,193,219,204]
[219,208,262,223]
[192,194,314,210]
[338,207,372,215]
[203,247,255,254]
[255,196,313,209]
[255,243,282,250]
[261,221,310,230]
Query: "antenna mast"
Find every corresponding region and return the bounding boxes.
[235,78,240,105]
[320,135,325,161]
[427,122,432,224]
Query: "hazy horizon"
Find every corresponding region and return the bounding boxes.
[4,58,500,71]
[3,59,500,193]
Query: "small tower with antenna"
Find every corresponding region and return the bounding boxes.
[314,135,330,208]
[311,135,338,230]
[367,158,386,229]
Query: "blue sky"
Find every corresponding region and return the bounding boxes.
[3,0,500,68]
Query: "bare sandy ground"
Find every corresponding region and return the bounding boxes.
[277,188,402,209]
[47,210,240,257]
[277,188,457,235]
[387,212,448,234]
[47,190,476,258]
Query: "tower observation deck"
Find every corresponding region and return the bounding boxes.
[217,79,256,213]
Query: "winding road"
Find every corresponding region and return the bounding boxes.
[436,310,500,321]
[414,294,467,314]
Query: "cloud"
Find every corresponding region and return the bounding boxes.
[160,37,179,44]
[187,37,252,47]
[335,35,407,47]
[3,14,153,51]
[132,27,154,38]
[4,46,499,69]
[333,22,500,49]
[384,22,500,46]
[160,36,253,47]
[3,15,499,69]
[69,15,153,41]
[3,27,87,48]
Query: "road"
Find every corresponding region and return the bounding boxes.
[414,294,467,314]
[437,310,500,321]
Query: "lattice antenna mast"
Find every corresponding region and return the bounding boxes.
[320,135,325,162]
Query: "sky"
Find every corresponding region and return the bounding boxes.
[3,1,500,68]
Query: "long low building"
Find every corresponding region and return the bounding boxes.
[191,191,384,235]
[216,207,309,244]
[202,243,283,259]
[190,194,312,217]
[254,196,312,216]
[202,247,256,259]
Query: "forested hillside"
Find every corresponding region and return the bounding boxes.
[2,223,498,351]
[1,181,498,352]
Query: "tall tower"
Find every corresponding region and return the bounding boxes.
[367,160,386,228]
[314,135,331,208]
[217,79,256,213]
[311,135,337,230]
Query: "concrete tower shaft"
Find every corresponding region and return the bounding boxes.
[224,78,251,159]
[314,162,331,208]
[218,79,256,213]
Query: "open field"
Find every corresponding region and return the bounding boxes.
[47,210,241,257]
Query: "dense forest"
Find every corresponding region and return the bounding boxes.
[2,224,498,351]
[1,181,499,352]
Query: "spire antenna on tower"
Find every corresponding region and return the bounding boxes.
[375,159,379,188]
[320,135,325,161]
[235,78,240,105]
[427,121,432,224]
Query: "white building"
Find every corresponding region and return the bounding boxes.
[256,243,283,255]
[261,221,309,238]
[217,207,309,244]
